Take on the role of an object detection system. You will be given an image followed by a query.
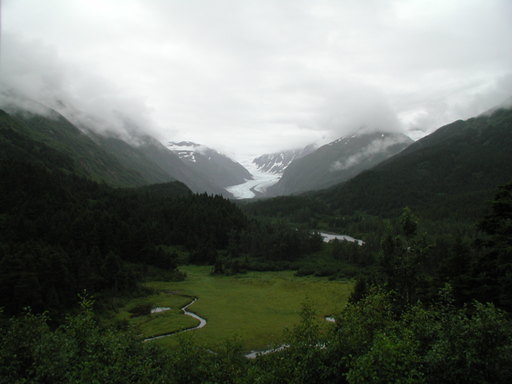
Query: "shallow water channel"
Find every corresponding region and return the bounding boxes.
[144,297,207,342]
[318,231,364,245]
[244,316,337,359]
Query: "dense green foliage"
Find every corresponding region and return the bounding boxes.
[2,103,512,382]
[0,115,325,316]
[2,288,511,384]
[0,155,245,314]
[340,184,512,313]
[4,184,511,383]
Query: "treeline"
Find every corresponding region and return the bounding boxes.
[241,195,328,227]
[344,184,512,313]
[244,180,512,314]
[0,158,243,314]
[2,153,512,382]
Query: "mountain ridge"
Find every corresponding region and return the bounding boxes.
[167,141,252,188]
[252,144,317,175]
[313,107,512,219]
[0,105,231,196]
[266,131,413,196]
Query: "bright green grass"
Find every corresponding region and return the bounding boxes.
[116,266,353,352]
[111,292,197,337]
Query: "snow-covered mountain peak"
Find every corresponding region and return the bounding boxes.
[252,144,317,175]
[166,140,253,188]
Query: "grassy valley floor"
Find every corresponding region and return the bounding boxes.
[109,266,353,352]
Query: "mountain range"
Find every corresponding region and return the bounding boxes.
[167,141,252,188]
[2,95,511,222]
[266,131,413,196]
[0,104,253,198]
[314,107,512,219]
[246,106,512,222]
[252,145,317,175]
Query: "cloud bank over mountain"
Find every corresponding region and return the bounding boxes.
[1,0,511,159]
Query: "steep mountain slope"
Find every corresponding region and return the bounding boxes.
[138,138,230,196]
[167,141,252,188]
[2,109,147,187]
[91,135,229,196]
[0,113,193,201]
[1,106,231,195]
[266,131,412,196]
[253,144,317,175]
[316,107,512,219]
[0,110,76,174]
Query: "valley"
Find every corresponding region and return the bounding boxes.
[108,266,352,352]
[2,102,512,383]
[2,1,512,381]
[4,0,512,381]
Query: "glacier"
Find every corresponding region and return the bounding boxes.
[226,160,280,199]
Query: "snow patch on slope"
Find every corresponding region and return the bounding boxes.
[167,141,208,163]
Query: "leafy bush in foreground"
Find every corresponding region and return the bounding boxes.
[2,289,512,384]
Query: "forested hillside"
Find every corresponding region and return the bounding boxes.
[2,106,512,382]
[0,118,322,316]
[2,101,512,384]
[1,108,232,195]
[2,185,512,383]
[0,157,241,315]
[3,0,512,382]
[247,107,512,224]
[319,107,512,219]
[0,109,145,186]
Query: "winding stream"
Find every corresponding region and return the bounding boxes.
[144,286,340,358]
[181,298,207,329]
[144,297,207,342]
[144,295,337,359]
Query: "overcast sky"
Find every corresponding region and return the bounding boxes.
[1,0,511,160]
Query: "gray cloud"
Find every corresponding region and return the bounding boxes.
[2,0,511,159]
[0,33,159,144]
[331,135,411,171]
[312,82,403,139]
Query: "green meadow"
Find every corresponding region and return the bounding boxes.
[110,266,353,352]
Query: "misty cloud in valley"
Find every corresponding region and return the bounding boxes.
[331,135,411,172]
[1,0,511,160]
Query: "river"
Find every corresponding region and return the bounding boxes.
[144,297,207,342]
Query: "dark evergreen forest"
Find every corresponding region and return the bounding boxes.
[1,106,512,383]
[0,120,322,316]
